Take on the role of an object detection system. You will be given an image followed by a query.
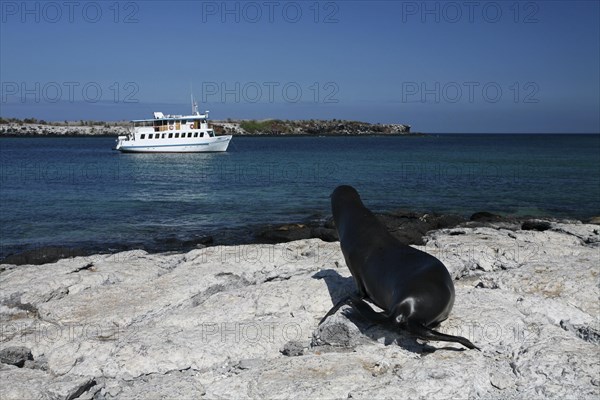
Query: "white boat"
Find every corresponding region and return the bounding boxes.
[114,100,232,153]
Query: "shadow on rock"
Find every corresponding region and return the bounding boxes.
[312,268,355,305]
[311,269,437,354]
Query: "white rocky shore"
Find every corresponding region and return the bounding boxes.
[1,222,598,399]
[0,123,130,137]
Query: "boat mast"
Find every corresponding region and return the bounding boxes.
[191,86,200,116]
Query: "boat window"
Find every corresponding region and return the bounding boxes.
[141,134,145,139]
[181,120,187,124]
[149,134,153,139]
[200,132,204,138]
[168,133,173,138]
[175,133,179,138]
[162,133,165,139]
[194,132,198,137]
[187,132,192,138]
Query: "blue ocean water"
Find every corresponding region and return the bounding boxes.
[1,134,599,257]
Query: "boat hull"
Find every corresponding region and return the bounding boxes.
[115,135,232,153]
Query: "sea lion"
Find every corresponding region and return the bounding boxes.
[323,185,479,350]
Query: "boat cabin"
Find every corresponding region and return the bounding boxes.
[130,111,214,140]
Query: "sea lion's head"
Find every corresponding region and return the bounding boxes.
[330,185,364,227]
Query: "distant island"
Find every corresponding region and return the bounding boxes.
[0,117,413,137]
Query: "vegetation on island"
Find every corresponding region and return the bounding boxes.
[234,118,410,136]
[238,119,291,134]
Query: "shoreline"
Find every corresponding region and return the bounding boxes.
[2,209,598,266]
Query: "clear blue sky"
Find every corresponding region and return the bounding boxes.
[1,0,598,132]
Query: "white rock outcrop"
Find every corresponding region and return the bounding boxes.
[0,123,130,136]
[1,223,598,399]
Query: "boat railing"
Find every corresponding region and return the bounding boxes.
[132,122,209,132]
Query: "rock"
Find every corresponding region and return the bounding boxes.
[280,341,306,357]
[0,365,96,400]
[236,358,265,370]
[257,224,313,242]
[312,312,361,348]
[23,355,49,371]
[465,212,524,231]
[113,370,205,399]
[159,235,214,252]
[324,217,336,229]
[551,222,600,245]
[521,219,552,231]
[0,224,599,399]
[587,216,600,225]
[470,211,506,222]
[377,212,466,246]
[186,235,214,247]
[560,320,600,345]
[310,227,338,242]
[0,347,33,368]
[0,246,90,266]
[430,214,466,229]
[490,371,514,390]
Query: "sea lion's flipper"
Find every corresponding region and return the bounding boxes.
[406,321,480,351]
[319,295,355,325]
[348,297,389,324]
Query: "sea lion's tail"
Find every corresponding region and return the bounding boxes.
[406,321,480,351]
